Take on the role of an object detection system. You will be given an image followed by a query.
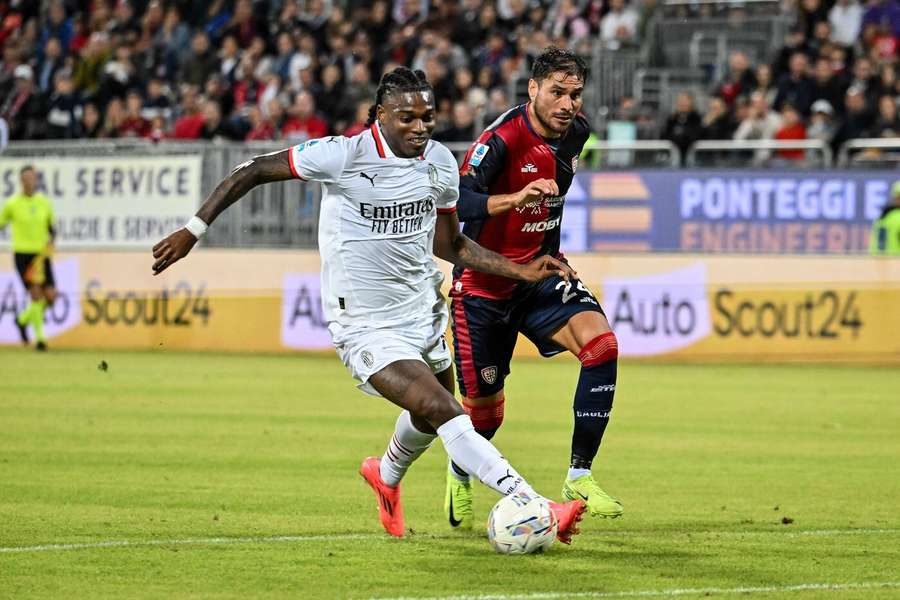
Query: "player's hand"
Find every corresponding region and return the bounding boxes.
[152,228,198,275]
[42,242,55,256]
[517,255,577,283]
[513,178,559,208]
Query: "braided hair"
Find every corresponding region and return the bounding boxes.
[365,67,432,127]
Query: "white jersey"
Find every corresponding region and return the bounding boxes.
[288,123,459,327]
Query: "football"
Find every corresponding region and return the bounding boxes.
[487,491,558,555]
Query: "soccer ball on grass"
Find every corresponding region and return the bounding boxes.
[487,491,557,554]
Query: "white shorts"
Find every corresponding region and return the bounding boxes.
[329,307,452,397]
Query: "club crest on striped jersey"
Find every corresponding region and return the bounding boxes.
[469,143,490,167]
[481,366,498,384]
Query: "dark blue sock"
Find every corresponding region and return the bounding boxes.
[570,359,617,470]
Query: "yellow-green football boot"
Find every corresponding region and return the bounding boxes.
[444,470,474,530]
[562,474,623,518]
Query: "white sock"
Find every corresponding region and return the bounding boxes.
[379,411,436,487]
[437,414,535,496]
[567,467,591,481]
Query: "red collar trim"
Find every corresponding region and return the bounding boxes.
[370,123,387,158]
[370,122,427,160]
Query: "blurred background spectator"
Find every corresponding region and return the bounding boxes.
[0,0,895,162]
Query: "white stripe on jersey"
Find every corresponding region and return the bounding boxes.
[290,125,460,326]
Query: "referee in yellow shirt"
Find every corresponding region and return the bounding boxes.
[0,165,57,351]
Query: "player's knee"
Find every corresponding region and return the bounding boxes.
[578,331,618,367]
[462,391,505,432]
[417,392,464,429]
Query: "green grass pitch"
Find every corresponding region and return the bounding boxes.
[1,348,899,599]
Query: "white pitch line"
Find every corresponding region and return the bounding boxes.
[0,533,380,554]
[0,527,897,555]
[371,581,900,600]
[599,527,900,539]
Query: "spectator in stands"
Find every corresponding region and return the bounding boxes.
[808,99,836,144]
[344,101,370,137]
[701,96,736,140]
[830,0,864,47]
[316,63,349,126]
[717,51,757,107]
[662,92,702,164]
[181,31,217,87]
[74,32,112,98]
[40,1,73,54]
[45,72,82,139]
[172,85,204,139]
[218,35,241,83]
[119,90,151,138]
[600,0,639,50]
[869,22,899,62]
[281,90,328,142]
[483,87,510,125]
[36,37,65,94]
[797,0,830,39]
[774,27,810,80]
[735,90,782,162]
[96,42,137,108]
[244,105,276,141]
[873,95,900,136]
[99,97,125,138]
[80,102,102,138]
[550,0,591,42]
[775,52,815,115]
[200,98,241,141]
[811,57,846,117]
[1,65,44,140]
[876,63,899,97]
[272,32,296,82]
[753,64,777,107]
[225,0,258,49]
[231,54,264,112]
[832,86,875,152]
[142,78,173,122]
[862,0,900,38]
[434,100,476,143]
[204,74,234,120]
[774,103,807,161]
[808,21,834,58]
[154,6,190,81]
[849,57,880,108]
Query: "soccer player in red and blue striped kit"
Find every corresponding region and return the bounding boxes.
[445,47,624,528]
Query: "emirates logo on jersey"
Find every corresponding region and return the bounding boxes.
[520,163,538,173]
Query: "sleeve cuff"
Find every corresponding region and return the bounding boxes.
[456,191,490,222]
[288,147,306,180]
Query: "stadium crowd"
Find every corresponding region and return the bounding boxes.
[0,0,897,156]
[656,0,900,161]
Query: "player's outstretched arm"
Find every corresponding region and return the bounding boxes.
[434,210,574,282]
[151,150,294,275]
[458,177,560,220]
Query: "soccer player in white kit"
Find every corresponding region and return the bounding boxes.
[151,68,586,543]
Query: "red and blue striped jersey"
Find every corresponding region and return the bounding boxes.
[454,103,591,299]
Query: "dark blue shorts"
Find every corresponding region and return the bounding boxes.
[450,274,605,398]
